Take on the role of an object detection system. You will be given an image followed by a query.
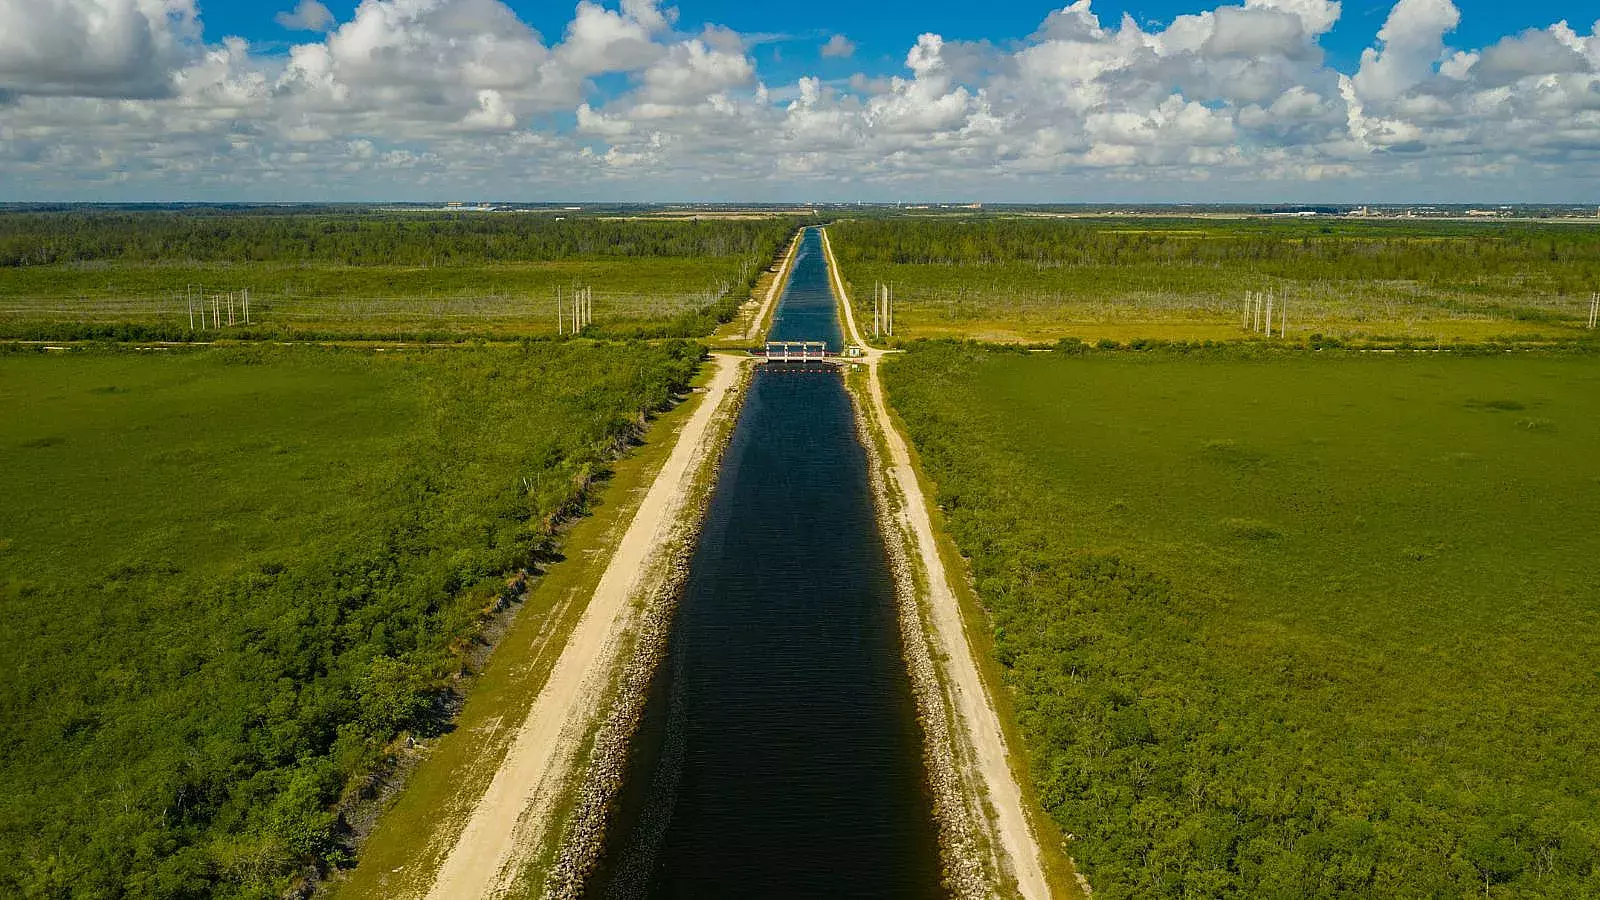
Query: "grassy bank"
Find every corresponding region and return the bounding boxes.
[884,342,1600,897]
[0,341,699,897]
[333,357,737,900]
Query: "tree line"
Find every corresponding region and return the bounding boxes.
[0,213,800,268]
[831,218,1600,290]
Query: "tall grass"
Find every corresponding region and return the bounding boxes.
[886,343,1600,897]
[0,341,700,897]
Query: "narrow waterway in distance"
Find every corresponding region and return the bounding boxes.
[586,228,942,897]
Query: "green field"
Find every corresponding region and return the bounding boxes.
[0,212,798,341]
[886,343,1600,897]
[833,218,1600,345]
[0,341,698,897]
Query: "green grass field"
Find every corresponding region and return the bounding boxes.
[0,341,699,897]
[0,259,755,339]
[885,343,1600,897]
[833,218,1600,345]
[0,212,798,341]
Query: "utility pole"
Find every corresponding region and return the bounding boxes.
[557,286,564,335]
[187,285,194,331]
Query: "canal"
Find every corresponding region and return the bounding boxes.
[587,228,942,897]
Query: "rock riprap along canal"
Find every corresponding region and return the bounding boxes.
[588,228,943,896]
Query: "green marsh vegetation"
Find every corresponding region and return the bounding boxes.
[833,217,1600,344]
[886,342,1600,897]
[0,212,798,341]
[0,340,699,896]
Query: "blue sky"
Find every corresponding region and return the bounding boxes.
[198,1,1593,68]
[205,1,1596,78]
[2,0,1599,201]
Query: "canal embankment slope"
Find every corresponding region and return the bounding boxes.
[327,352,746,900]
[821,227,1076,899]
[744,229,801,341]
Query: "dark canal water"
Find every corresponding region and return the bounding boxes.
[587,228,942,897]
[767,227,844,351]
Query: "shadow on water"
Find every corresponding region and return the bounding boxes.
[587,229,942,897]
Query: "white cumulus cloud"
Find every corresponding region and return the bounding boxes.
[275,0,334,32]
[0,0,198,98]
[821,34,855,58]
[2,0,1599,200]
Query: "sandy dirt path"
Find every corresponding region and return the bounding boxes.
[424,354,743,900]
[742,231,800,341]
[821,228,1053,899]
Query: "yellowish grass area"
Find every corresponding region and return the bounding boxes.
[901,316,1579,345]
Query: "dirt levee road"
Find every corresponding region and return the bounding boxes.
[423,355,743,899]
[822,227,1054,899]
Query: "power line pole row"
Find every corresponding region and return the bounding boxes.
[559,286,594,334]
[1243,290,1287,337]
[184,285,249,331]
[874,282,894,339]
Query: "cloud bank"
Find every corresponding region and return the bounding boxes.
[1,0,1597,200]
